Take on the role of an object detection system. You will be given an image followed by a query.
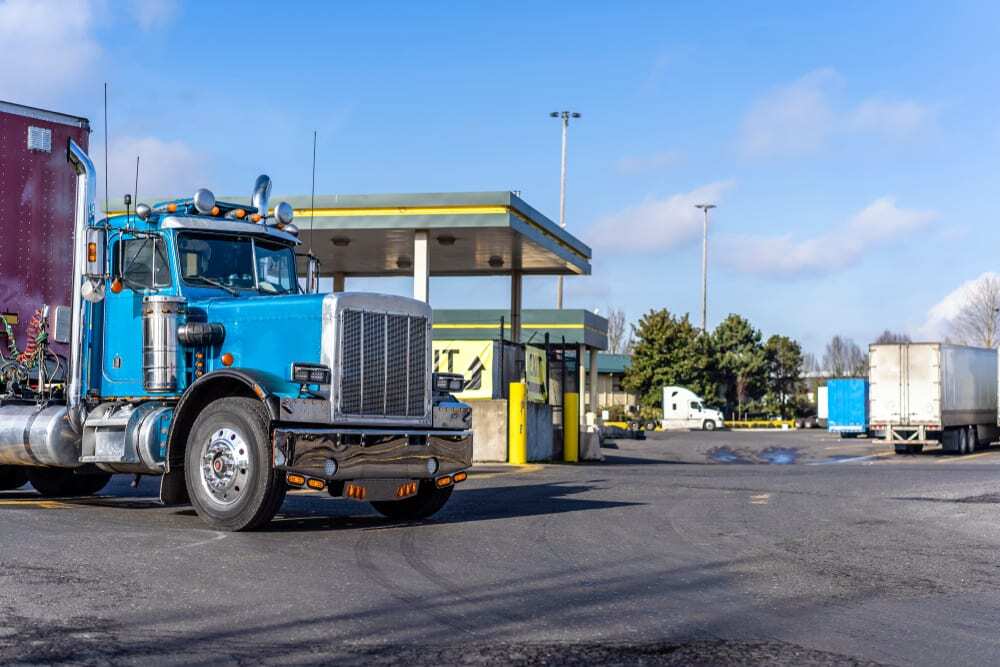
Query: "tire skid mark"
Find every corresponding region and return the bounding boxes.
[397,528,537,632]
[354,527,479,638]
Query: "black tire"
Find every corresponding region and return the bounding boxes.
[370,481,453,521]
[969,427,979,453]
[959,428,970,455]
[185,397,286,531]
[27,468,111,497]
[703,420,717,432]
[0,466,27,491]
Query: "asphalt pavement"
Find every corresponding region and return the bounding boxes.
[2,430,1000,665]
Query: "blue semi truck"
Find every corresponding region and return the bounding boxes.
[0,102,473,530]
[826,378,869,437]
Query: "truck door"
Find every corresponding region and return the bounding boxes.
[906,344,938,425]
[100,232,172,396]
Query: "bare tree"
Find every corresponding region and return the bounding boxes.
[949,275,1000,348]
[822,335,867,377]
[874,330,911,344]
[800,352,820,376]
[606,307,632,354]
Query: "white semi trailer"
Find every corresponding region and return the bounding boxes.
[869,343,999,455]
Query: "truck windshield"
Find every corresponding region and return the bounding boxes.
[177,233,298,295]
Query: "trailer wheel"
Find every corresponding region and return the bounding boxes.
[27,468,111,497]
[370,481,453,521]
[969,427,979,453]
[185,397,286,531]
[0,466,27,491]
[702,420,717,432]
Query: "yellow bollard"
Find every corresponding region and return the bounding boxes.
[563,392,579,463]
[508,382,528,465]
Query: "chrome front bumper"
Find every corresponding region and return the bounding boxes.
[272,427,472,481]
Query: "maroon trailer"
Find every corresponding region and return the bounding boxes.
[0,100,90,360]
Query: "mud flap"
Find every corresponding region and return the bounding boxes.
[159,470,190,505]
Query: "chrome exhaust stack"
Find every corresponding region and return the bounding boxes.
[251,174,271,222]
[66,139,98,431]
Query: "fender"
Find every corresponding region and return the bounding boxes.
[159,368,284,505]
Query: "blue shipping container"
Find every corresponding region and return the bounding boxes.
[827,378,869,436]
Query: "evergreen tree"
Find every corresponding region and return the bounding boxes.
[622,309,716,407]
[763,334,804,418]
[712,314,767,417]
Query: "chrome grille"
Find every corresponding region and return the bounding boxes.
[339,309,428,420]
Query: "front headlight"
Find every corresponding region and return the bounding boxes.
[433,372,465,393]
[292,363,331,385]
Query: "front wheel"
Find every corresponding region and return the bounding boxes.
[370,481,453,520]
[185,397,286,531]
[702,420,717,432]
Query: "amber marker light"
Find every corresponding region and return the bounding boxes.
[110,278,123,294]
[250,213,262,223]
[233,209,246,219]
[306,478,325,490]
[453,471,468,483]
[286,474,305,486]
[436,476,454,488]
[211,206,220,216]
[221,353,234,367]
[167,203,177,213]
[87,243,97,262]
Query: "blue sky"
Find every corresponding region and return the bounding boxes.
[3,0,999,355]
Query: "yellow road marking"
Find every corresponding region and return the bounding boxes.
[0,499,67,509]
[937,451,997,463]
[473,464,544,479]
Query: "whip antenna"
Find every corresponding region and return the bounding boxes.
[103,82,109,218]
[310,130,317,254]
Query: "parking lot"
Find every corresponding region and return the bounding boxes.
[3,430,1000,665]
[639,428,1000,465]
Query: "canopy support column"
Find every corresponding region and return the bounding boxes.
[510,271,522,343]
[413,230,429,302]
[333,272,345,293]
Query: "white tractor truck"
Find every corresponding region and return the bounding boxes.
[661,386,724,431]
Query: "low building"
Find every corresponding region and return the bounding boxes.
[582,353,636,411]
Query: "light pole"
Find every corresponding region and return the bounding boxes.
[551,110,580,309]
[694,203,716,333]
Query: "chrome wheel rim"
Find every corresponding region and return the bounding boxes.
[200,427,250,506]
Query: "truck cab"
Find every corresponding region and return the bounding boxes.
[661,386,724,431]
[0,138,473,530]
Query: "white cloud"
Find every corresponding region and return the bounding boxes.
[126,0,178,31]
[584,181,733,252]
[738,68,934,157]
[95,136,210,211]
[849,98,933,138]
[739,69,840,158]
[918,272,999,340]
[615,150,683,174]
[0,0,100,105]
[719,197,936,276]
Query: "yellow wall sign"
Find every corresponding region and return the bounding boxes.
[525,345,547,403]
[432,340,497,400]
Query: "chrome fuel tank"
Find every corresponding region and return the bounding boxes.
[0,404,81,467]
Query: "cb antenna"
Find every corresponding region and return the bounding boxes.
[103,82,109,219]
[309,130,317,254]
[134,155,140,207]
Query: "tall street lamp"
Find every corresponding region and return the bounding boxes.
[551,110,580,309]
[694,203,716,333]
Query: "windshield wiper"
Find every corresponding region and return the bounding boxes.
[186,275,240,296]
